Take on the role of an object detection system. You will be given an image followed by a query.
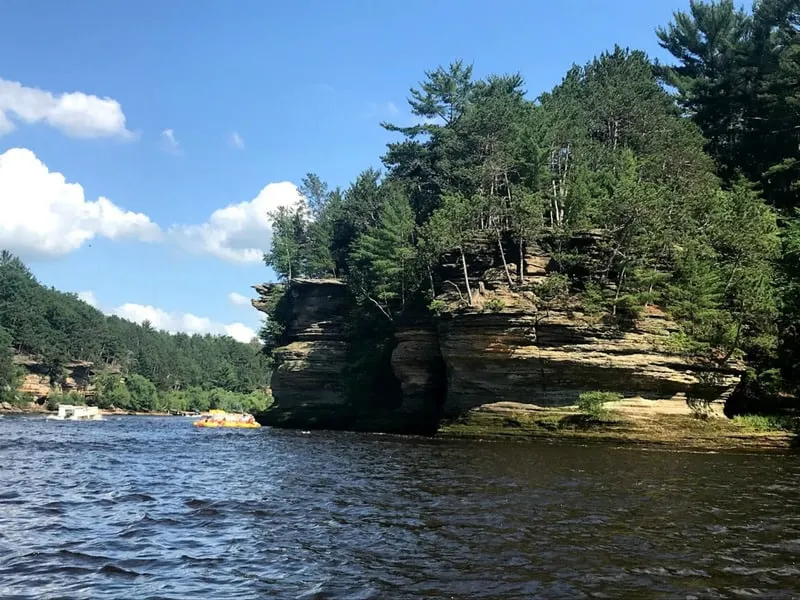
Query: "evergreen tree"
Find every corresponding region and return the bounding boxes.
[349,188,417,317]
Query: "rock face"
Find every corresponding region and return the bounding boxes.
[437,310,741,418]
[252,279,352,426]
[391,327,446,417]
[253,238,745,436]
[14,355,94,400]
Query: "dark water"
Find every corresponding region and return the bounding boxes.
[1,417,799,600]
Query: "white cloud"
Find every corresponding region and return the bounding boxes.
[229,131,245,150]
[160,128,181,154]
[0,148,161,259]
[387,101,399,115]
[112,302,258,343]
[228,292,250,306]
[77,290,98,307]
[168,181,302,264]
[0,77,134,140]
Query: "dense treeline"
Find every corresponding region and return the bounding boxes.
[264,0,799,407]
[0,252,271,413]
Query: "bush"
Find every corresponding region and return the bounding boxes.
[484,297,506,312]
[533,273,570,307]
[577,391,622,421]
[614,294,645,321]
[428,299,448,317]
[46,391,64,411]
[125,374,159,412]
[581,282,607,315]
[64,391,85,405]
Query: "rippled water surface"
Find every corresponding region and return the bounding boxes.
[1,416,799,599]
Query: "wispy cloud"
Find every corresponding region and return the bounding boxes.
[229,131,245,150]
[160,128,181,155]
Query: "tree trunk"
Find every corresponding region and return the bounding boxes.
[459,247,473,306]
[612,265,626,316]
[496,229,513,287]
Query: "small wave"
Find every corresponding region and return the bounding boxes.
[99,564,142,578]
[116,492,157,503]
[184,498,212,508]
[58,549,109,564]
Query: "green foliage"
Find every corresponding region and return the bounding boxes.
[577,391,621,421]
[264,204,307,280]
[580,282,607,315]
[428,299,448,316]
[252,27,798,407]
[0,324,20,403]
[349,187,417,317]
[0,253,270,405]
[532,273,570,311]
[733,414,799,433]
[483,298,506,312]
[123,374,159,412]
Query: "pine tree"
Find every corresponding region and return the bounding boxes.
[349,188,417,318]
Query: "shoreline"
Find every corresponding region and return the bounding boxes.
[0,403,200,418]
[436,401,798,452]
[3,401,796,452]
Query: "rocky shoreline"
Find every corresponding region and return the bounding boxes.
[251,276,796,451]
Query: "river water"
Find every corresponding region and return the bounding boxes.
[0,416,798,599]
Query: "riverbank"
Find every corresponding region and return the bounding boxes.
[0,402,196,418]
[437,399,798,451]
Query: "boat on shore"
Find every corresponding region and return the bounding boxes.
[47,405,102,421]
[193,409,260,428]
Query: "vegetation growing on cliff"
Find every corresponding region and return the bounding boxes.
[262,0,799,407]
[0,252,271,413]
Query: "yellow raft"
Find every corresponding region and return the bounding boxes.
[193,409,261,428]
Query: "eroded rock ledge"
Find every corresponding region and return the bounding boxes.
[251,251,782,448]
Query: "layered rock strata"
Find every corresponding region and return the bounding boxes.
[252,279,352,427]
[437,309,741,418]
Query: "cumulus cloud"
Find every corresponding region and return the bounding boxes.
[0,77,135,139]
[0,148,161,259]
[228,292,250,306]
[168,181,302,264]
[160,128,181,154]
[229,131,245,150]
[111,302,258,343]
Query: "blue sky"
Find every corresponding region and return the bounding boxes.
[0,0,685,341]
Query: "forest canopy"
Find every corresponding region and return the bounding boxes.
[0,252,271,413]
[263,0,800,403]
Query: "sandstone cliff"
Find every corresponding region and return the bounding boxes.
[253,238,756,446]
[437,309,741,418]
[14,355,94,400]
[252,279,353,427]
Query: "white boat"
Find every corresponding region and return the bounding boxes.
[48,404,102,421]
